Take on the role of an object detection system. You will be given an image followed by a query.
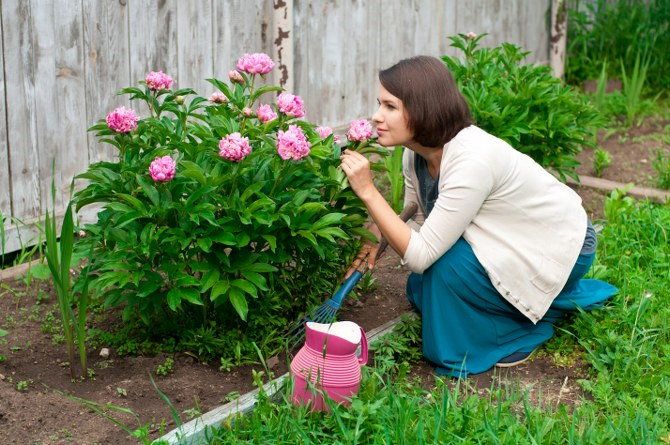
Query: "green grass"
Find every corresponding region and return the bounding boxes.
[200,191,670,444]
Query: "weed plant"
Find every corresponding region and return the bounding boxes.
[382,146,404,213]
[592,148,612,177]
[652,150,670,190]
[203,191,670,444]
[567,0,670,93]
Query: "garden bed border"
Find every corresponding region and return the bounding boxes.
[157,313,416,445]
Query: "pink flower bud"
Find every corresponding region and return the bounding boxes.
[315,126,333,139]
[145,71,173,91]
[149,156,176,183]
[277,125,310,161]
[106,106,139,133]
[243,107,253,117]
[346,119,373,142]
[276,92,305,118]
[219,132,252,162]
[236,53,275,75]
[209,92,228,104]
[228,70,245,84]
[256,104,277,123]
[466,31,477,40]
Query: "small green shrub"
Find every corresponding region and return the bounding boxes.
[592,148,612,177]
[155,357,174,377]
[444,34,603,181]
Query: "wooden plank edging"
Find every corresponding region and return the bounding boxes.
[0,259,42,282]
[569,175,670,203]
[157,313,416,445]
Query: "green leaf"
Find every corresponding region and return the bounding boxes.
[312,212,345,230]
[137,175,160,207]
[228,288,248,321]
[261,234,277,252]
[0,329,7,337]
[241,271,268,291]
[27,263,52,280]
[211,231,237,245]
[115,193,145,211]
[197,237,213,252]
[200,269,220,292]
[179,288,203,306]
[210,280,230,302]
[246,263,278,273]
[230,279,257,298]
[166,289,182,311]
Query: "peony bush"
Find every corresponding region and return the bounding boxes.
[75,53,378,357]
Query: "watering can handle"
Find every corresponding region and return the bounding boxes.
[358,326,368,365]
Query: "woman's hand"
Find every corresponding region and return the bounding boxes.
[340,149,375,201]
[344,223,382,279]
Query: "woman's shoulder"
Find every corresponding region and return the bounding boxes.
[445,125,506,160]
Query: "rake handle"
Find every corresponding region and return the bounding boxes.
[373,202,418,264]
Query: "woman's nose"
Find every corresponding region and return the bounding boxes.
[372,107,383,123]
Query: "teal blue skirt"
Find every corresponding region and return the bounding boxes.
[406,238,618,377]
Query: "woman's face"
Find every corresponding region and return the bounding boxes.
[372,85,413,147]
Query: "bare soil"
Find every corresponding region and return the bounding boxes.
[1,117,667,444]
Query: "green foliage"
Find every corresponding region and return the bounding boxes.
[73,69,369,362]
[620,51,657,126]
[566,0,670,93]
[652,150,670,190]
[444,34,602,182]
[44,177,91,379]
[382,146,404,213]
[592,147,612,177]
[155,357,174,377]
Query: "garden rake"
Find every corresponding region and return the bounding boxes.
[287,203,418,349]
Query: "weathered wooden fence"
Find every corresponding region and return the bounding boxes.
[0,0,550,254]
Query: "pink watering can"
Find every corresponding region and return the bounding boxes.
[290,320,368,411]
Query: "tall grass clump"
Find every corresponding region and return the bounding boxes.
[566,0,670,93]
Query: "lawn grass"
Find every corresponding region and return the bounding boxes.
[199,191,670,444]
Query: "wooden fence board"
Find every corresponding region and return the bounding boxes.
[1,0,552,254]
[2,0,41,222]
[82,0,131,164]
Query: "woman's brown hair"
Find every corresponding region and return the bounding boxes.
[379,55,472,147]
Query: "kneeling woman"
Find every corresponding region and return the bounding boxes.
[340,56,617,377]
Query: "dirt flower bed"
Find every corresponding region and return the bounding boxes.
[1,116,668,444]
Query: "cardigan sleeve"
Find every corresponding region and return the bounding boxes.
[401,147,494,273]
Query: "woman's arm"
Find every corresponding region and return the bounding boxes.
[340,150,411,257]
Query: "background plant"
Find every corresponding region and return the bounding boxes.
[73,57,372,362]
[44,179,91,379]
[652,150,670,190]
[566,0,670,93]
[381,146,404,213]
[443,34,603,181]
[592,147,612,177]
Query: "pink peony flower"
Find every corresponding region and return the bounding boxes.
[228,70,245,84]
[209,92,227,103]
[334,135,342,145]
[145,71,173,91]
[149,156,176,183]
[346,119,373,141]
[466,31,478,40]
[257,104,277,123]
[315,126,333,139]
[218,132,252,162]
[236,53,275,75]
[242,107,254,117]
[276,125,311,161]
[106,106,139,133]
[276,92,305,118]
